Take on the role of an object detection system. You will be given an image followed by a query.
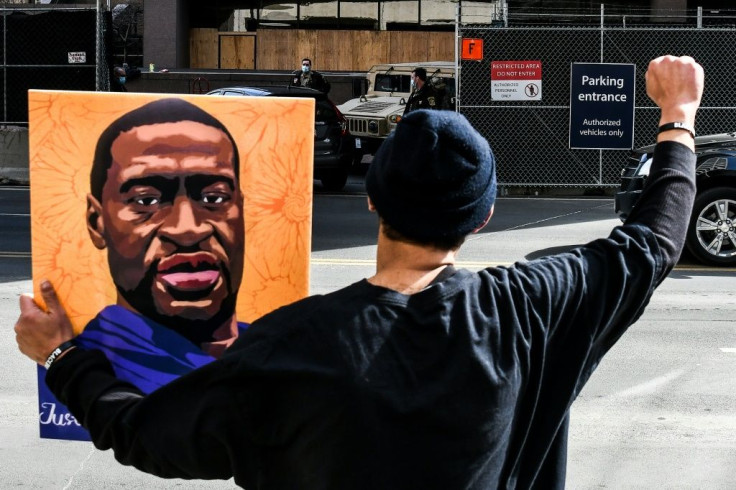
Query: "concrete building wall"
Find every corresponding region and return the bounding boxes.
[143,0,186,69]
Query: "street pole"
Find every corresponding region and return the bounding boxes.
[96,0,102,91]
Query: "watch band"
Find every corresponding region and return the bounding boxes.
[658,122,695,139]
[44,340,76,369]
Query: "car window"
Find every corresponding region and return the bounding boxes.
[374,74,411,93]
[315,99,337,123]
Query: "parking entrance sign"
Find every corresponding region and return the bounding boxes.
[569,63,635,149]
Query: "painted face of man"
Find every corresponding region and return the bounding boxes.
[87,120,244,342]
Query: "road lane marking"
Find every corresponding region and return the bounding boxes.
[0,252,30,258]
[610,368,686,398]
[1,252,729,272]
[309,258,732,272]
[61,448,95,490]
[720,348,736,353]
[310,258,511,268]
[310,258,375,265]
[673,265,736,272]
[492,210,583,233]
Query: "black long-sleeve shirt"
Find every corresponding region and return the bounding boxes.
[47,141,695,489]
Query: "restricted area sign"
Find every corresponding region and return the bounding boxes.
[461,38,483,61]
[491,60,542,101]
[569,63,636,149]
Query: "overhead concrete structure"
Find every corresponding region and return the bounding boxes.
[143,0,703,71]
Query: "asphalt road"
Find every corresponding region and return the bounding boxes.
[1,180,735,489]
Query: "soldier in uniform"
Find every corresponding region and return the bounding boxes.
[291,58,330,94]
[403,67,437,115]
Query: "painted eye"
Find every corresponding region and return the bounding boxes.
[133,196,159,206]
[202,194,229,205]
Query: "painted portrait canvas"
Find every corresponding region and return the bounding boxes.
[28,90,314,440]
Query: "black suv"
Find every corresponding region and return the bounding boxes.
[206,86,355,191]
[615,132,736,266]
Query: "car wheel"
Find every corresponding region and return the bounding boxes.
[320,170,349,191]
[685,186,736,266]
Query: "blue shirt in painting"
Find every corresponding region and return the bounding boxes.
[38,305,248,440]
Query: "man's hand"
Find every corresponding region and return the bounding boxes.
[646,55,704,149]
[15,281,75,366]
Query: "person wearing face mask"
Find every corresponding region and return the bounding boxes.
[403,67,438,115]
[111,63,140,93]
[291,58,330,94]
[111,66,128,92]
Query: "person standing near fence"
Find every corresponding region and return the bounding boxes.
[403,67,437,115]
[15,55,702,489]
[110,63,140,93]
[110,66,128,92]
[291,58,330,94]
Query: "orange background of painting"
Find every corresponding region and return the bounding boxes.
[28,90,314,333]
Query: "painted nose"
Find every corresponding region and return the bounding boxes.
[159,196,212,246]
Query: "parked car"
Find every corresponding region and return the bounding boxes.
[206,86,355,191]
[337,61,456,164]
[615,132,736,266]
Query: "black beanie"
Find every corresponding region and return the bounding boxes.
[366,109,497,242]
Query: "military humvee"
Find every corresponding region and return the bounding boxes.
[337,61,456,163]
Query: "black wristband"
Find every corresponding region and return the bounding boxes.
[44,340,76,369]
[658,122,695,139]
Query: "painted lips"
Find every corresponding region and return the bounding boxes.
[157,253,221,291]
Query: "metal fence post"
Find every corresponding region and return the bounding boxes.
[599,3,604,183]
[3,9,6,124]
[455,2,460,113]
[96,0,103,91]
[455,3,461,113]
[600,4,604,62]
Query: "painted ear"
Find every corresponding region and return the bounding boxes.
[367,196,376,212]
[86,194,107,250]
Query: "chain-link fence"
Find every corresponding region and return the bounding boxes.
[458,8,736,188]
[1,6,109,126]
